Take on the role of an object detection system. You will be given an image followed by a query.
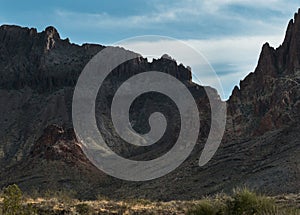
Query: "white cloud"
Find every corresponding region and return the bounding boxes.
[186,35,284,65]
[181,0,297,14]
[55,0,297,35]
[55,9,179,30]
[52,0,297,99]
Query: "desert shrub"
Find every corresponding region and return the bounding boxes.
[55,190,76,205]
[187,198,229,215]
[43,189,76,205]
[96,193,109,201]
[259,206,300,215]
[2,184,23,215]
[187,200,218,215]
[227,188,275,214]
[1,184,39,215]
[186,188,300,215]
[22,203,38,215]
[75,203,93,215]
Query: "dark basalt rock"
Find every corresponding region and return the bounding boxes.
[0,8,299,199]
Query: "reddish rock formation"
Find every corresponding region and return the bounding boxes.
[227,10,300,139]
[30,125,90,165]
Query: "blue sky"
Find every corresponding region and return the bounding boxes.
[0,0,299,99]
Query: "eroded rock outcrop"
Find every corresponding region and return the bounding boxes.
[227,10,300,139]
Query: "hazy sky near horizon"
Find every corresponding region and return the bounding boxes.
[0,0,299,99]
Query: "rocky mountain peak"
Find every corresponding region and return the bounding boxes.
[227,10,300,139]
[44,26,60,38]
[43,26,60,51]
[248,8,300,80]
[0,25,37,44]
[276,9,300,73]
[255,42,277,77]
[161,53,175,61]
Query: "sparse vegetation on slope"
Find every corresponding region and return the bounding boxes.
[188,188,300,215]
[0,185,299,215]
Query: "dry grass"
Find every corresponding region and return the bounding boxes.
[0,186,299,214]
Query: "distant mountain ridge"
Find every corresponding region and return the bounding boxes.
[0,9,299,200]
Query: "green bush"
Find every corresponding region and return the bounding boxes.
[227,188,271,214]
[187,188,299,215]
[2,184,23,215]
[1,184,38,215]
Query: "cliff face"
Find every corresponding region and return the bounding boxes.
[226,10,300,138]
[0,24,198,168]
[0,9,299,199]
[0,25,104,91]
[0,24,215,197]
[0,25,192,92]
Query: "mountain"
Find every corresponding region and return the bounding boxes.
[0,24,215,198]
[0,9,299,200]
[227,10,300,138]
